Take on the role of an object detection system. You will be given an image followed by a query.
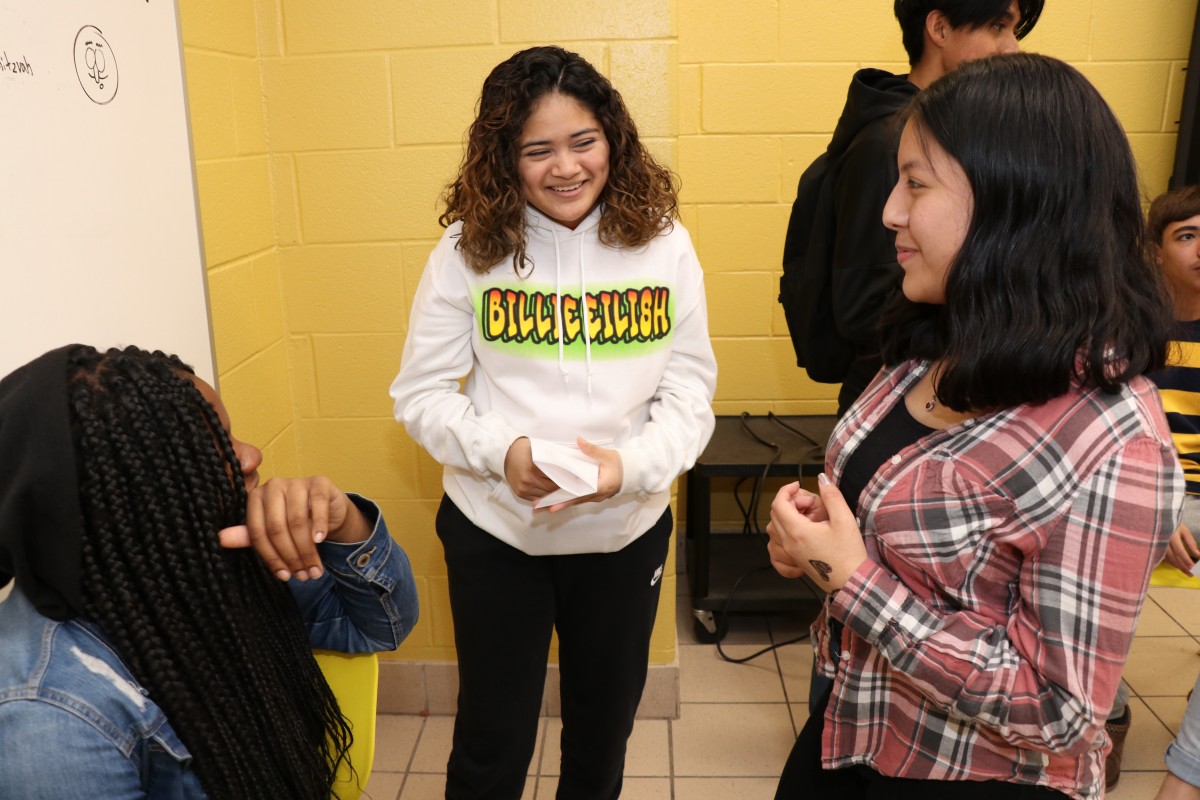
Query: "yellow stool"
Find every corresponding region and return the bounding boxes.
[314,650,380,800]
[1150,561,1200,589]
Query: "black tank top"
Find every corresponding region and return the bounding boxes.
[839,399,934,516]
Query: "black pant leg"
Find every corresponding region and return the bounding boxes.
[776,685,862,798]
[437,497,555,800]
[552,509,673,800]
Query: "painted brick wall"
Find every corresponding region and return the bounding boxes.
[181,0,677,663]
[181,0,1197,665]
[179,0,302,482]
[681,0,1198,418]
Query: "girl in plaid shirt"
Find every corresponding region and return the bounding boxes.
[767,53,1184,800]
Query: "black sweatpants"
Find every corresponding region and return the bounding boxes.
[436,496,673,800]
[776,687,1070,799]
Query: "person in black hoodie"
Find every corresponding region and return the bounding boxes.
[782,0,1046,718]
[780,0,1043,416]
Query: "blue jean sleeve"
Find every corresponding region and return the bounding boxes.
[288,494,419,653]
[0,701,146,800]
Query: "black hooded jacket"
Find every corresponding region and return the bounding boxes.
[780,68,918,414]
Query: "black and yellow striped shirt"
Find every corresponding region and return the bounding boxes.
[1152,319,1200,495]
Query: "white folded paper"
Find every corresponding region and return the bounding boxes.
[529,438,599,509]
[1190,558,1200,580]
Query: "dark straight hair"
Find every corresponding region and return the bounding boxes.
[879,53,1174,411]
[893,0,1044,66]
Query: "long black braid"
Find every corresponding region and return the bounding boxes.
[65,345,354,799]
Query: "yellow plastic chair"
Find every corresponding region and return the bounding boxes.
[314,650,380,800]
[1151,560,1200,589]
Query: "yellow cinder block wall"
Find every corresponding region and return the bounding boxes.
[681,0,1198,420]
[179,0,678,665]
[180,0,302,481]
[181,0,1197,666]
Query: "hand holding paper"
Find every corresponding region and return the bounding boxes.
[529,438,600,509]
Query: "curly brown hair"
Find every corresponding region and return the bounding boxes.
[440,45,678,275]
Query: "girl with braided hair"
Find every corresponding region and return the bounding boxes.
[0,344,418,799]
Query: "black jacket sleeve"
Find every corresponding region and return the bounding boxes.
[829,122,904,351]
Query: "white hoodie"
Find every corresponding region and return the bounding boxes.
[390,205,717,555]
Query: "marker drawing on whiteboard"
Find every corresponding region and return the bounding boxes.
[0,52,33,77]
[73,26,118,105]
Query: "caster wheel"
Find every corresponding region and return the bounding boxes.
[692,612,722,644]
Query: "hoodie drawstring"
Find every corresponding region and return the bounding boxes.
[547,217,594,405]
[579,236,593,405]
[552,230,569,388]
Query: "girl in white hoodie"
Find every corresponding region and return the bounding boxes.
[390,46,717,799]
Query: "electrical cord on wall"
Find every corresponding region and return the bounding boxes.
[767,411,824,457]
[713,566,822,664]
[731,412,825,537]
[737,412,779,534]
[732,476,760,534]
[709,413,827,664]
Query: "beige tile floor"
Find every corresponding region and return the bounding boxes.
[363,566,1200,800]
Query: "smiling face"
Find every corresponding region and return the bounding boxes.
[883,121,974,305]
[1158,214,1200,319]
[188,375,263,493]
[516,91,610,230]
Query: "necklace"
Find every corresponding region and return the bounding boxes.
[923,362,942,413]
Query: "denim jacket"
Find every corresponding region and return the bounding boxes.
[0,495,418,799]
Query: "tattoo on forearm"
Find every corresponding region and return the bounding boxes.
[809,559,832,582]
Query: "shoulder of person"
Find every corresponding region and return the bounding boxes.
[431,220,468,261]
[604,218,694,264]
[1120,373,1181,449]
[0,610,170,746]
[420,221,500,297]
[981,379,1177,479]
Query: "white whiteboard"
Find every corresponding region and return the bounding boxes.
[0,0,214,384]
